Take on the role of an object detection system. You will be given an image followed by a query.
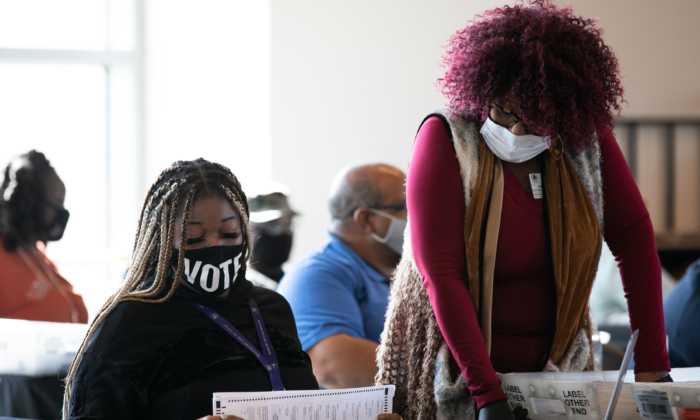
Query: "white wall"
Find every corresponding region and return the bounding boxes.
[271,0,700,262]
[145,0,272,191]
[271,0,503,262]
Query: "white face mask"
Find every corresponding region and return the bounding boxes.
[368,209,406,256]
[480,116,550,163]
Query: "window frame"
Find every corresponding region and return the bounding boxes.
[0,0,145,318]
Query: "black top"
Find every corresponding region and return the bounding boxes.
[67,276,318,420]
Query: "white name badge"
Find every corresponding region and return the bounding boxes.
[529,173,543,199]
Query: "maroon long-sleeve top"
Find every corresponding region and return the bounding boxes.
[407,117,671,409]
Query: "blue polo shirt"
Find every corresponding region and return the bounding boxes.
[664,259,700,368]
[277,233,391,351]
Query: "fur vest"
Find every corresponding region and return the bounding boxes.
[375,109,604,420]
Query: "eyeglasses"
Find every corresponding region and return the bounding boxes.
[371,202,407,211]
[346,202,407,218]
[489,102,540,136]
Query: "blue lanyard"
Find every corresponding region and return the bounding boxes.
[188,299,285,391]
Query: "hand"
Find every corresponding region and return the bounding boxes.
[478,399,515,420]
[378,414,404,420]
[635,371,671,383]
[196,416,245,420]
[512,406,530,420]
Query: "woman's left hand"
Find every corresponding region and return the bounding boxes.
[635,371,672,382]
[378,414,403,420]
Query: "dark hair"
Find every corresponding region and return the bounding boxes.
[438,0,624,151]
[0,150,55,251]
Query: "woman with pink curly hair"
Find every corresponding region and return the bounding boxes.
[375,2,672,420]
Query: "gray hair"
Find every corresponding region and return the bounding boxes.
[328,164,384,220]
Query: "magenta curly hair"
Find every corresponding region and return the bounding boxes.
[438,0,624,151]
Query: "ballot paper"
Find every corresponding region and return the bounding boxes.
[213,385,395,420]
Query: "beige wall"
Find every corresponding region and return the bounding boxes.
[271,0,700,262]
[568,0,700,118]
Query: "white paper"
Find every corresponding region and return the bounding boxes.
[632,383,700,409]
[499,374,601,419]
[633,390,673,420]
[498,368,700,420]
[0,318,88,375]
[213,385,395,420]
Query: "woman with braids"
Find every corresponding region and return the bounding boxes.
[376,2,672,420]
[0,150,87,323]
[63,159,318,420]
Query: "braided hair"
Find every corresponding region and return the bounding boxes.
[61,158,253,418]
[0,150,56,251]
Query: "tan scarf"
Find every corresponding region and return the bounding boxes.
[465,136,602,365]
[376,115,604,420]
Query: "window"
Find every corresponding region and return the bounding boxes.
[0,0,143,318]
[1,0,273,318]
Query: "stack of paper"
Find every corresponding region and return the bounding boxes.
[213,385,395,420]
[498,368,700,420]
[0,318,87,375]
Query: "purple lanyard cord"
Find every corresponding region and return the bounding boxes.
[188,299,285,391]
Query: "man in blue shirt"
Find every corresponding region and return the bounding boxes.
[278,163,406,389]
[664,259,700,367]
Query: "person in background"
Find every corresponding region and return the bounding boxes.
[278,163,406,389]
[0,150,88,323]
[247,182,298,290]
[664,259,700,368]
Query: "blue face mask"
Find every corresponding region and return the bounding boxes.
[368,209,407,255]
[171,245,244,296]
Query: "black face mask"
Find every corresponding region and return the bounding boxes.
[170,245,244,296]
[253,233,292,267]
[45,209,70,241]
